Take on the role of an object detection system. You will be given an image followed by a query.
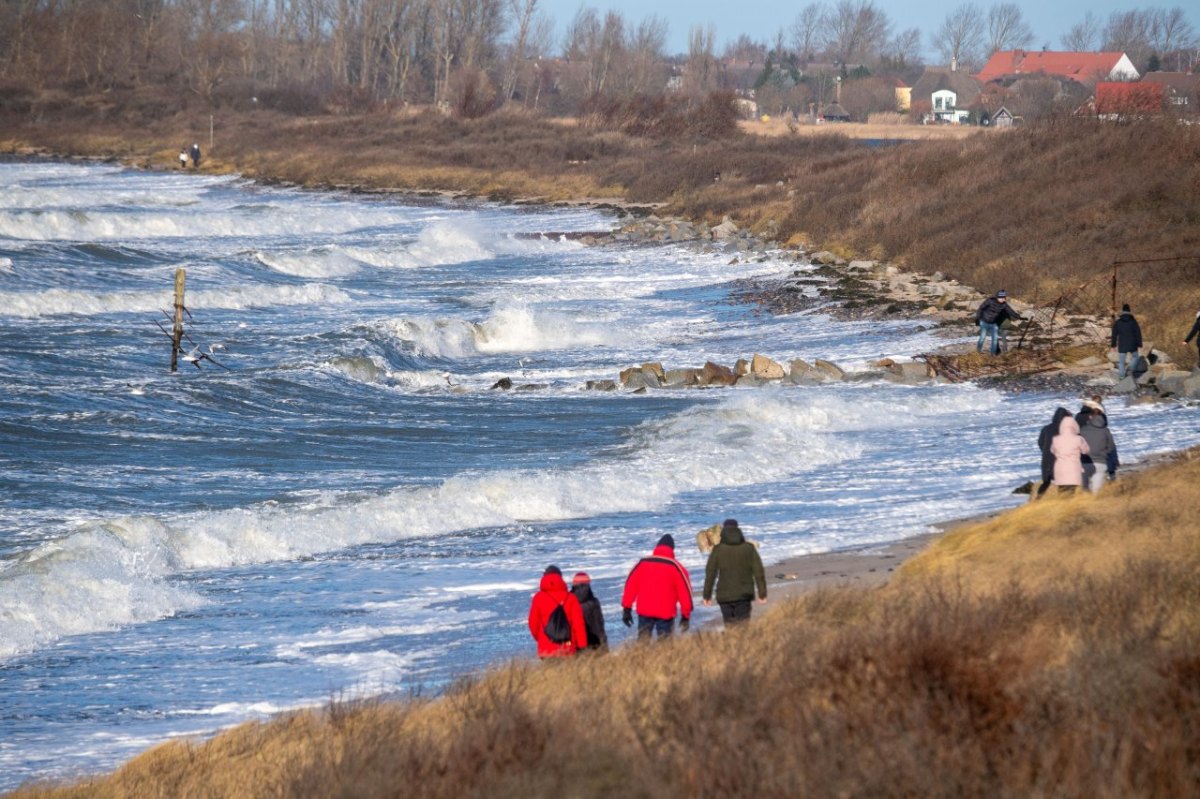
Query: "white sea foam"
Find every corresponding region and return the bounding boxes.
[0,385,1000,661]
[0,204,407,242]
[0,283,351,318]
[255,248,363,278]
[380,303,629,358]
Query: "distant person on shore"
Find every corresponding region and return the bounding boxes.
[1076,397,1115,492]
[975,290,1023,356]
[1036,407,1072,499]
[1111,303,1142,379]
[570,571,608,652]
[1183,310,1200,370]
[190,143,202,169]
[1051,415,1090,494]
[528,565,587,659]
[178,148,188,169]
[702,519,767,626]
[621,534,694,641]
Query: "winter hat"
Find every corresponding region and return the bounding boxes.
[656,534,675,550]
[1083,398,1105,413]
[1122,303,1131,312]
[996,289,1007,298]
[722,518,740,529]
[571,571,590,586]
[544,565,562,576]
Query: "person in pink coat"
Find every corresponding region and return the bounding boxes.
[1050,415,1090,494]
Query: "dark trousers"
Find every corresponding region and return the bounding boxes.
[637,615,673,640]
[719,600,752,625]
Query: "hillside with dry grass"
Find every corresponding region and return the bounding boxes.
[3,99,1197,361]
[11,447,1200,798]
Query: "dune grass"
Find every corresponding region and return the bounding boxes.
[12,447,1200,798]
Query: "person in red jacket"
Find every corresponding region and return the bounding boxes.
[620,534,694,640]
[528,565,587,658]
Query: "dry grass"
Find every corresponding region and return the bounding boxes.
[12,447,1200,798]
[738,117,981,140]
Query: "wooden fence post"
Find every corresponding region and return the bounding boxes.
[170,268,186,372]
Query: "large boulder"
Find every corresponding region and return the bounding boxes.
[620,367,662,389]
[586,379,618,391]
[711,216,739,240]
[1110,375,1139,394]
[813,359,846,381]
[700,361,737,386]
[788,358,825,384]
[750,353,786,379]
[663,368,700,387]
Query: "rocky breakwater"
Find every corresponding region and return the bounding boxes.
[594,353,939,393]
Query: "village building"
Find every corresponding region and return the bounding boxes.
[976,50,1140,87]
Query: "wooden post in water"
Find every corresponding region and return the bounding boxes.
[170,268,186,372]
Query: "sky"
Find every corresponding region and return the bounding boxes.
[536,0,1198,59]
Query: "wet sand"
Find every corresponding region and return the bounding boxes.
[763,513,1000,601]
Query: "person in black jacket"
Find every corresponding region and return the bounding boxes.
[1111,303,1143,379]
[570,572,607,651]
[976,290,1023,355]
[1035,407,1072,498]
[1182,310,1200,369]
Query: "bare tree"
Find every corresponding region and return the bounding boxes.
[822,0,890,68]
[502,0,538,100]
[1103,10,1154,70]
[619,15,668,95]
[882,26,923,70]
[686,23,715,93]
[1147,7,1196,64]
[790,3,826,64]
[931,3,984,70]
[1060,11,1100,51]
[985,3,1032,57]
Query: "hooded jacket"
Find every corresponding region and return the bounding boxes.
[1110,311,1142,353]
[570,582,608,650]
[703,523,767,604]
[1077,410,1114,470]
[621,544,694,621]
[528,572,587,658]
[1038,408,1072,475]
[1050,416,1090,486]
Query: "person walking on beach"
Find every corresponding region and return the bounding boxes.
[1183,310,1200,370]
[1076,397,1115,492]
[528,565,587,659]
[190,143,202,169]
[1036,407,1072,499]
[1111,304,1143,379]
[1050,415,1090,494]
[621,534,693,641]
[178,148,188,169]
[702,519,767,626]
[976,290,1023,356]
[570,571,608,652]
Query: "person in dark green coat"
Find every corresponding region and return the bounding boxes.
[702,519,767,626]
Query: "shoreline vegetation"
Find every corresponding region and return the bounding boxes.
[4,106,1200,795]
[11,446,1200,798]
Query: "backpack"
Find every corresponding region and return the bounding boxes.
[543,601,571,644]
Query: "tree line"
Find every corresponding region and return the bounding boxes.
[0,0,1194,118]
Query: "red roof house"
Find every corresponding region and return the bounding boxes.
[976,50,1140,86]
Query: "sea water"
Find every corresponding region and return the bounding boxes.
[2,160,1199,789]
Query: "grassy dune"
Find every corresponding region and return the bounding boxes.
[12,447,1200,798]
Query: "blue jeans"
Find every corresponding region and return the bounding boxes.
[1117,350,1135,379]
[637,615,673,640]
[977,322,999,354]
